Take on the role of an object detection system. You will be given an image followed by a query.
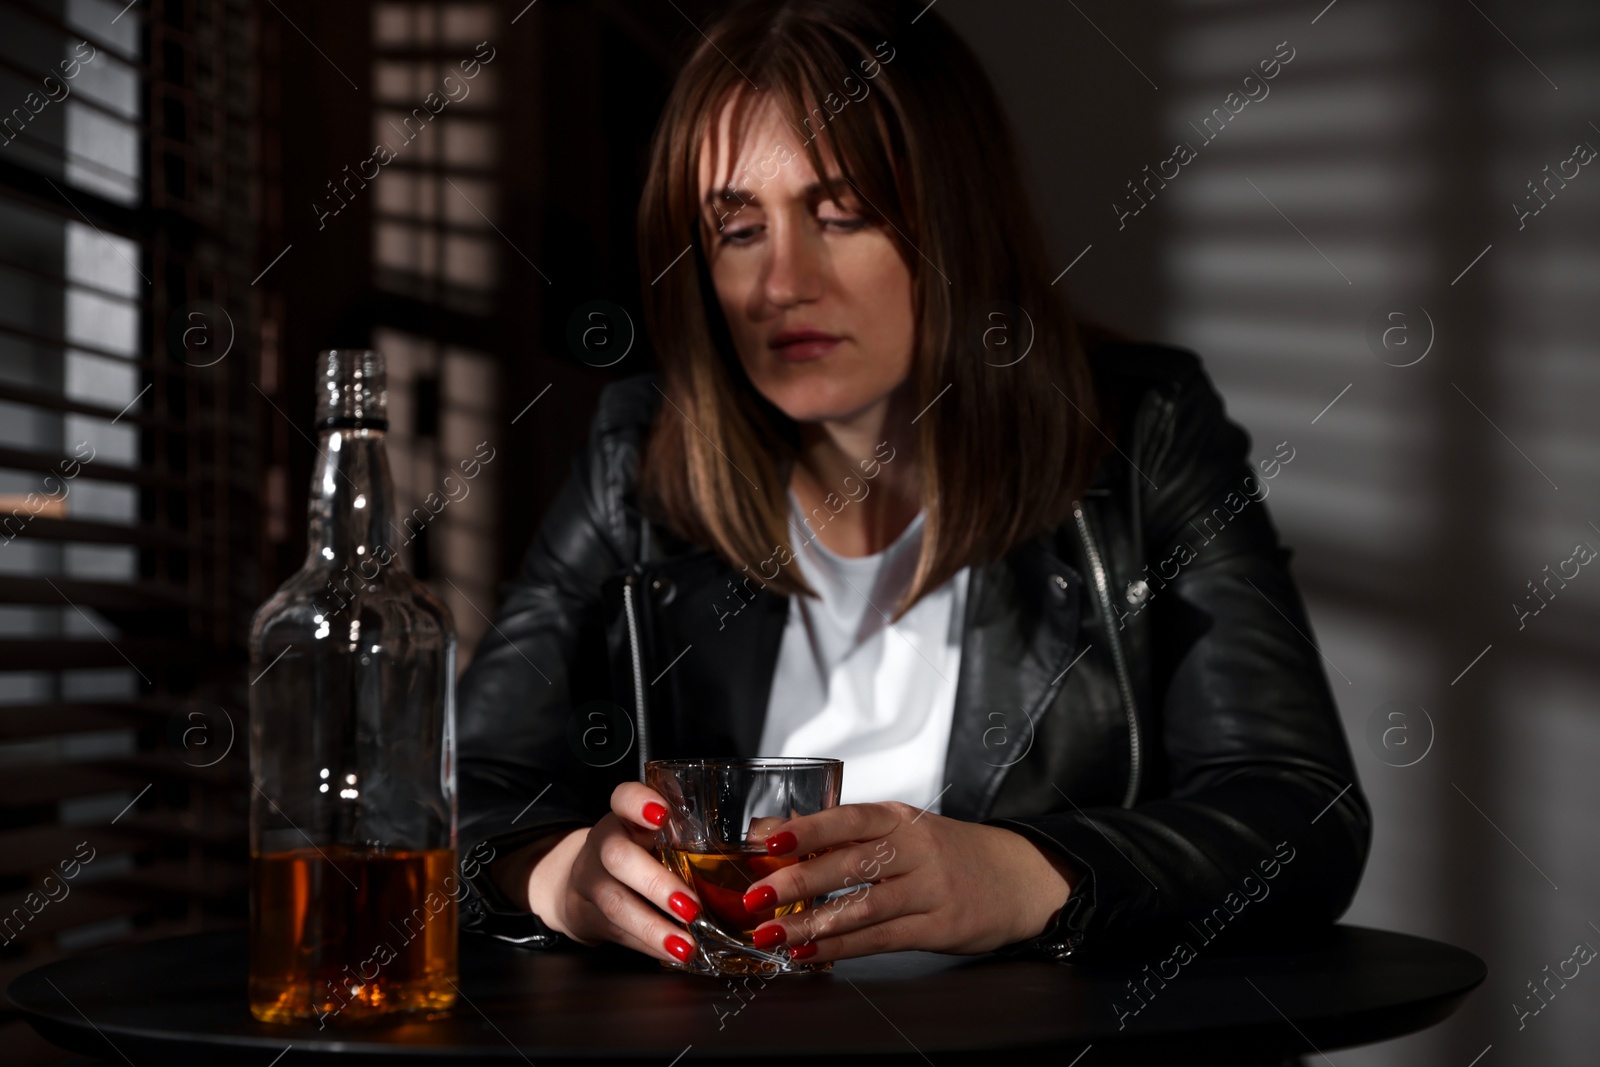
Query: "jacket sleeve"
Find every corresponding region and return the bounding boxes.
[454,378,651,934]
[987,357,1371,954]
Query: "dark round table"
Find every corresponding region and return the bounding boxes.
[9,924,1483,1065]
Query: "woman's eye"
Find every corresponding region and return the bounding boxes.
[716,222,764,247]
[714,215,867,245]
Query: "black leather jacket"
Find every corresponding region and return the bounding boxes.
[455,341,1371,958]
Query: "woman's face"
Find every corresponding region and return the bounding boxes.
[696,94,916,428]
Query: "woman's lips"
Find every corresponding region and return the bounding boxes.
[772,337,842,362]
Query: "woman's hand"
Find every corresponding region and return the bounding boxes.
[527,782,703,964]
[741,801,1080,961]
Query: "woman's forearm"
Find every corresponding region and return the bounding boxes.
[528,828,589,935]
[1004,830,1081,940]
[490,827,590,924]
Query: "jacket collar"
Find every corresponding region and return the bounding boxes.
[630,528,1084,822]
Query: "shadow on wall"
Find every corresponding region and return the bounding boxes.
[942,1,1600,1065]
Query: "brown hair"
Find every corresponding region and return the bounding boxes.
[637,0,1102,616]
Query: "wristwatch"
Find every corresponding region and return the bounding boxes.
[460,829,584,949]
[460,883,566,947]
[997,874,1092,962]
[982,820,1094,962]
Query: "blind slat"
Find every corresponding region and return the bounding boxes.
[0,381,160,428]
[0,577,189,612]
[1,516,195,550]
[0,637,196,672]
[0,447,175,490]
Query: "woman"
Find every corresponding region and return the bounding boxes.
[456,0,1369,969]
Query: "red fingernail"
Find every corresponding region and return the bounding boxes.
[753,925,787,950]
[743,885,778,913]
[765,830,797,856]
[789,942,818,960]
[669,892,700,924]
[665,934,694,962]
[643,802,667,827]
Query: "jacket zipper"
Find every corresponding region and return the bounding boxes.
[622,574,649,781]
[1073,503,1142,809]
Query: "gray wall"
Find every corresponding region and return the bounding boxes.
[943,1,1600,1063]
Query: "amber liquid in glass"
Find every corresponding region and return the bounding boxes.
[661,846,813,939]
[249,846,458,1025]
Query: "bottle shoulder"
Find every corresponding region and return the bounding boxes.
[250,562,456,650]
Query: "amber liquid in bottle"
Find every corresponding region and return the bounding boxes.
[660,847,812,939]
[249,846,458,1024]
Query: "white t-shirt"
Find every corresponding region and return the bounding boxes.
[757,497,968,814]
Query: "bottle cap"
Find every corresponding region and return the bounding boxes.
[315,349,388,430]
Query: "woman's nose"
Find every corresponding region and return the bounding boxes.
[763,220,824,308]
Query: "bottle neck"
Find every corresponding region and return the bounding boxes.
[305,428,403,571]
